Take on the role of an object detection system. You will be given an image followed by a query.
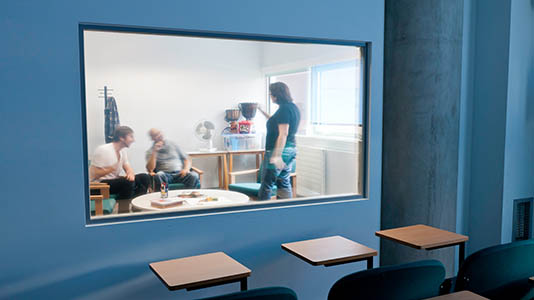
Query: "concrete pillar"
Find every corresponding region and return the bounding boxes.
[381,0,463,276]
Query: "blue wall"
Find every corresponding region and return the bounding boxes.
[464,0,511,253]
[501,0,534,243]
[463,0,534,253]
[0,1,384,299]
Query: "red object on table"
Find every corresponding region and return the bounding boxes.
[238,120,253,133]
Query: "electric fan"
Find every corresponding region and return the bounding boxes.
[194,120,217,152]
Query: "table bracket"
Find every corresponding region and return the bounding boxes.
[185,277,248,291]
[324,257,374,269]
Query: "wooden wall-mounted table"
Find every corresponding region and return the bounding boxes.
[375,224,469,266]
[282,235,377,269]
[149,252,251,292]
[188,151,228,189]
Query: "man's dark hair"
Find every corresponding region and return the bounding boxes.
[113,126,134,142]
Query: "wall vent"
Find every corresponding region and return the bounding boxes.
[513,198,533,241]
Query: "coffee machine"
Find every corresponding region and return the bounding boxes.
[223,108,240,134]
[221,102,263,151]
[238,102,258,134]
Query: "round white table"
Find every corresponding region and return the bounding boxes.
[131,189,250,212]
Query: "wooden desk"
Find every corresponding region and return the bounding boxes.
[149,252,251,291]
[227,149,264,190]
[281,236,377,269]
[188,151,228,189]
[424,291,488,300]
[375,224,469,266]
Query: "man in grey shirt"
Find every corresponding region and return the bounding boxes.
[146,128,200,189]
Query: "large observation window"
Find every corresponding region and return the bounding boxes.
[80,24,371,224]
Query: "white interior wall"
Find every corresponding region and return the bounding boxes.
[260,42,359,74]
[84,31,265,187]
[84,31,361,191]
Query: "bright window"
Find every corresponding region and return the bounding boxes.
[312,61,361,125]
[267,60,363,139]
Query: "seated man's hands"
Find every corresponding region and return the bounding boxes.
[104,165,117,174]
[125,171,135,181]
[178,168,189,178]
[153,141,164,151]
[178,169,189,177]
[100,162,119,176]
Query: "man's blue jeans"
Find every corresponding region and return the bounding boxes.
[258,147,297,200]
[153,170,200,189]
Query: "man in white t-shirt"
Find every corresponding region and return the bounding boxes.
[90,126,150,212]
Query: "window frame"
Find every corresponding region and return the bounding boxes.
[79,22,372,226]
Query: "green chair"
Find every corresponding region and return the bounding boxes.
[87,159,117,216]
[228,163,296,200]
[328,260,445,300]
[454,239,534,300]
[168,183,186,190]
[89,182,117,215]
[88,160,118,215]
[89,195,117,215]
[198,286,297,300]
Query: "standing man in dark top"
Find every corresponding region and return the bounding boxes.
[257,82,300,200]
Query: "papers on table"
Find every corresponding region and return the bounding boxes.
[150,198,185,208]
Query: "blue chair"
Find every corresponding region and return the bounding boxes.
[328,259,445,300]
[228,163,296,199]
[197,286,297,300]
[454,239,534,300]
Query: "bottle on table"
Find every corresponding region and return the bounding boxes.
[160,182,168,199]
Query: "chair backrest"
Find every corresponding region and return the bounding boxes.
[198,286,297,300]
[454,239,534,299]
[328,259,445,300]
